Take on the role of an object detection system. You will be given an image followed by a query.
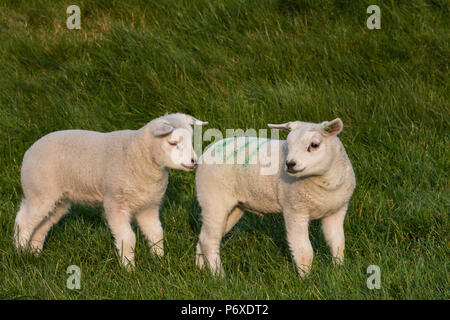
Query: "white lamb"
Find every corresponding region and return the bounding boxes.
[195,118,356,277]
[14,113,207,268]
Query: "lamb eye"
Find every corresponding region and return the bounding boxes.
[168,141,178,146]
[308,142,320,152]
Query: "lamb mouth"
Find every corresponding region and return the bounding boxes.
[286,167,305,174]
[182,164,197,170]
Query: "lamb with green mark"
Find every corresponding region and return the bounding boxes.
[195,118,356,278]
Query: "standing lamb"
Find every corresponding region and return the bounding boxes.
[195,118,355,277]
[14,113,207,268]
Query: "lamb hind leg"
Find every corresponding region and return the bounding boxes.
[14,197,58,251]
[196,206,242,272]
[196,201,236,278]
[29,200,71,252]
[224,207,244,235]
[321,205,347,265]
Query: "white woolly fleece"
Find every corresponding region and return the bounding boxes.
[195,119,356,277]
[14,113,207,268]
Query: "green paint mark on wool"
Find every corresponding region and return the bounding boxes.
[213,137,270,165]
[225,137,259,162]
[214,137,237,153]
[242,138,271,167]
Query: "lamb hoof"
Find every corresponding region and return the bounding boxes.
[151,245,164,258]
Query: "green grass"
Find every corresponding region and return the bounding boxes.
[0,0,448,299]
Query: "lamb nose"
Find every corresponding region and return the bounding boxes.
[191,158,198,169]
[286,160,296,169]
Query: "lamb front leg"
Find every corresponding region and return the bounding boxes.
[104,200,136,270]
[283,210,313,278]
[135,206,164,257]
[321,205,347,265]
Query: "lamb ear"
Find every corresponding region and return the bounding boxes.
[268,121,303,132]
[152,120,174,136]
[185,115,208,126]
[321,118,343,136]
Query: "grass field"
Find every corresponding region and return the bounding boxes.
[0,0,448,299]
